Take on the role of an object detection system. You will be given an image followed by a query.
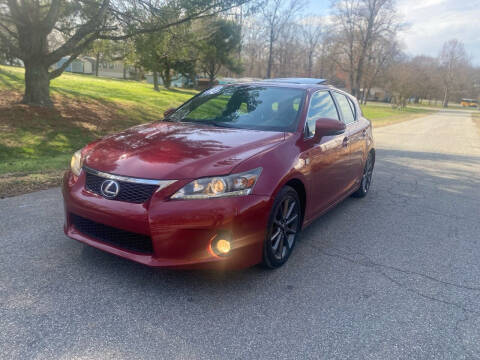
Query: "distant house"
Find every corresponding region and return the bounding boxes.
[145,74,194,88]
[54,57,93,74]
[361,87,391,102]
[97,60,135,79]
[82,57,96,74]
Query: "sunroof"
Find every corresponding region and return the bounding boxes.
[263,78,327,85]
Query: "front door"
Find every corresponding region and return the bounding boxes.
[303,90,352,217]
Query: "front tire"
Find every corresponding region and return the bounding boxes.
[262,186,302,269]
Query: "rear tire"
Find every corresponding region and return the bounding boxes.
[352,151,375,198]
[262,186,302,269]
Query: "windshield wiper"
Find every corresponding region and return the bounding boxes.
[210,121,234,128]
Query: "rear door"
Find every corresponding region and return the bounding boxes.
[331,92,365,190]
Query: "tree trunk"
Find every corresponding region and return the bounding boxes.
[161,66,171,89]
[208,72,215,86]
[307,51,313,78]
[442,86,449,108]
[22,61,52,106]
[266,32,274,78]
[153,71,159,91]
[123,62,127,80]
[363,87,371,105]
[95,53,100,77]
[162,73,171,89]
[207,61,216,86]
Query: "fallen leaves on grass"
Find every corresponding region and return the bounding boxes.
[0,170,64,199]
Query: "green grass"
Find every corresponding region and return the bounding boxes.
[0,65,196,174]
[360,103,434,127]
[0,64,197,197]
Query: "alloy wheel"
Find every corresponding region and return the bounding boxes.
[270,195,300,261]
[361,154,374,193]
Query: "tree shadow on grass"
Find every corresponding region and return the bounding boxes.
[0,89,156,175]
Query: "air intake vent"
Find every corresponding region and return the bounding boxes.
[71,213,153,254]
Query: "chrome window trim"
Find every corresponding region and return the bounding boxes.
[83,166,176,188]
[347,96,357,121]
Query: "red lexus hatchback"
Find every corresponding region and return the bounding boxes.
[63,78,375,269]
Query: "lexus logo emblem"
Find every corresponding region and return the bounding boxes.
[100,180,120,198]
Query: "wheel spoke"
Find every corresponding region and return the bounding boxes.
[282,198,290,218]
[276,233,284,258]
[285,202,295,220]
[286,226,297,235]
[286,234,295,248]
[286,213,298,225]
[271,227,281,240]
[271,230,281,251]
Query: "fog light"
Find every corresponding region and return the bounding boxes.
[216,239,231,255]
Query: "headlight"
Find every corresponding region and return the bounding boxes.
[171,168,262,199]
[70,150,84,176]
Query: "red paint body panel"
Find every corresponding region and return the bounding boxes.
[62,82,374,269]
[84,122,284,179]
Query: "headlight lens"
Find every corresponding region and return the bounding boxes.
[70,150,84,176]
[171,168,262,199]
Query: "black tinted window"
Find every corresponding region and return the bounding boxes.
[305,91,339,137]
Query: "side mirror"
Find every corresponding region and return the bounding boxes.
[314,118,346,142]
[163,107,176,118]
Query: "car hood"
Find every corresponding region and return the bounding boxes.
[84,121,284,179]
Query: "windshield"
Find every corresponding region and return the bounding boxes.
[168,85,305,132]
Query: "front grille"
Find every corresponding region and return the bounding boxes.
[71,213,153,254]
[85,172,158,204]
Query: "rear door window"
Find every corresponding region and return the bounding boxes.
[333,92,355,125]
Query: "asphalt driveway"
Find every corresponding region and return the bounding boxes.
[1,110,480,359]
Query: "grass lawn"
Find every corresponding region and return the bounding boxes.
[360,103,434,127]
[0,65,196,197]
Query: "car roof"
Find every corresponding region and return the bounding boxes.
[224,78,332,91]
[262,78,327,85]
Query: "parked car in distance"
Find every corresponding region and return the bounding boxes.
[63,78,375,269]
[460,98,478,108]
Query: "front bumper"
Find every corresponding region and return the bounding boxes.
[62,170,272,269]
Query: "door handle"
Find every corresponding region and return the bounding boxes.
[342,137,349,147]
[362,129,367,137]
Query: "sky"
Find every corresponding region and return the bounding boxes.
[306,0,480,65]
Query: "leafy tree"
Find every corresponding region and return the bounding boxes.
[135,20,197,90]
[0,0,250,106]
[197,18,243,85]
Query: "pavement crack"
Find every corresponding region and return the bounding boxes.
[307,243,480,312]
